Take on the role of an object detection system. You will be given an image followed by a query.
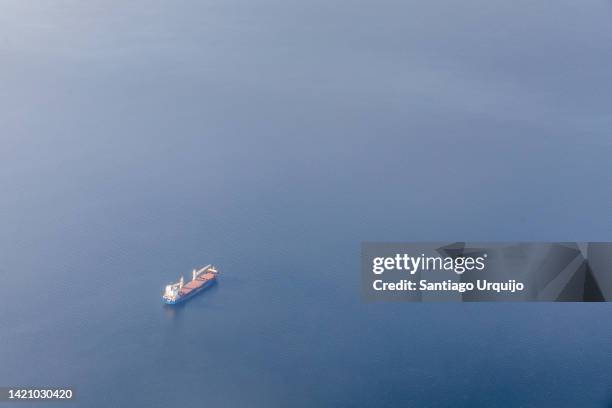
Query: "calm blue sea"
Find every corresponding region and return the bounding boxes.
[2,1,612,406]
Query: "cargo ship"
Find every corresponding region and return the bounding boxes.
[162,265,218,305]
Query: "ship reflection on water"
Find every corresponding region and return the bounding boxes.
[163,304,182,319]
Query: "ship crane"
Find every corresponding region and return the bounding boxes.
[162,264,219,305]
